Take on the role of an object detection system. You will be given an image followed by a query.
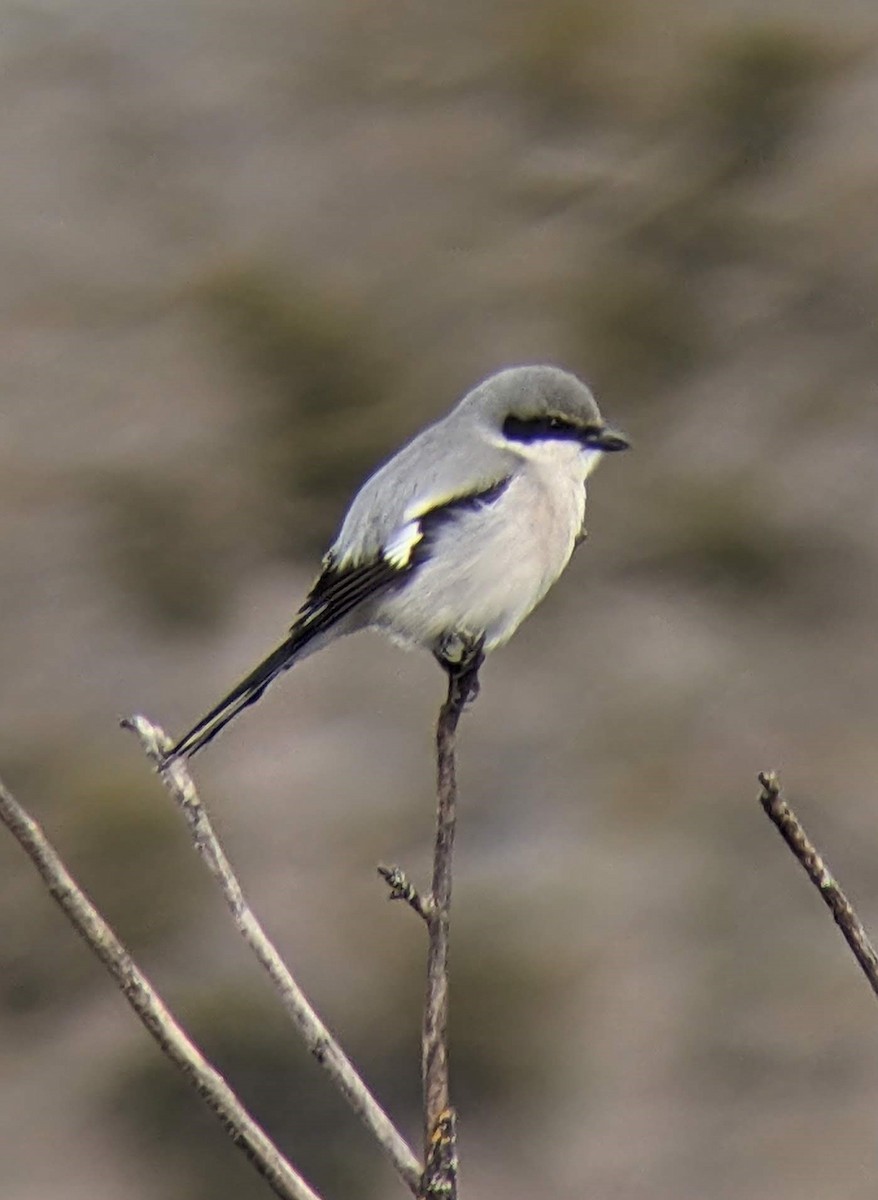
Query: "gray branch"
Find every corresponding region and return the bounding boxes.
[758,770,878,999]
[123,714,422,1195]
[421,651,483,1199]
[375,651,481,1199]
[0,776,323,1200]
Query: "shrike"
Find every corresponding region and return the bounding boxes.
[169,365,628,758]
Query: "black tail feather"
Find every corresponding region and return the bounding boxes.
[167,632,306,760]
[167,546,411,760]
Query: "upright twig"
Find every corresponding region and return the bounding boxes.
[0,776,323,1200]
[123,714,423,1195]
[420,649,483,1199]
[758,771,878,1000]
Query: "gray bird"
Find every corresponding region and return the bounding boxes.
[169,365,628,758]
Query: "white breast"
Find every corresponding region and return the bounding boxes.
[371,439,595,653]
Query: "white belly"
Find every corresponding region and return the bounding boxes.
[373,443,589,652]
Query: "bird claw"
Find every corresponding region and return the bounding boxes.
[434,633,485,707]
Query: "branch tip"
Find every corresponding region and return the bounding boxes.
[378,864,432,922]
[122,712,175,767]
[758,770,780,797]
[757,770,878,1002]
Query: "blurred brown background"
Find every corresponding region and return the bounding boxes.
[2,1,878,1197]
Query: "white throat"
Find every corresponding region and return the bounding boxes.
[499,434,604,483]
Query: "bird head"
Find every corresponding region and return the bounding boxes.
[464,365,629,457]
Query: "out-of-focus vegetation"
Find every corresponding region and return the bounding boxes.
[193,265,406,555]
[2,1,878,1198]
[92,472,230,632]
[697,24,843,179]
[0,758,202,1020]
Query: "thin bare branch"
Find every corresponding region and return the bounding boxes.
[123,714,422,1195]
[0,776,323,1200]
[758,770,878,1000]
[420,648,483,1199]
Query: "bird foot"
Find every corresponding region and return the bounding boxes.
[434,633,485,707]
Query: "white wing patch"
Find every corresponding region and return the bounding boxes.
[383,519,424,569]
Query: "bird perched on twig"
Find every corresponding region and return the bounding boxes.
[169,365,628,759]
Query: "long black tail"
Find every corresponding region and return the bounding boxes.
[167,630,310,760]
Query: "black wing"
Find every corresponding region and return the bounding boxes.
[294,475,511,628]
[294,555,408,634]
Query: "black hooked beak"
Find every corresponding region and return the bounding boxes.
[585,425,629,452]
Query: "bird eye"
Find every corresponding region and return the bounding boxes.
[547,416,563,430]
